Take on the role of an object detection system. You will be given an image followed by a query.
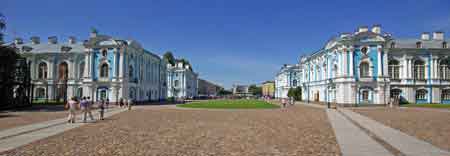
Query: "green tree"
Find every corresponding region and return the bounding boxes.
[287,88,295,98]
[163,51,175,65]
[294,87,302,101]
[287,87,302,101]
[218,89,232,96]
[248,85,262,96]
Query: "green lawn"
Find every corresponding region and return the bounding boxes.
[402,104,450,109]
[177,99,279,109]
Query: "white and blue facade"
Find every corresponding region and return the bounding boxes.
[166,62,198,99]
[278,25,450,105]
[274,64,301,98]
[15,31,167,102]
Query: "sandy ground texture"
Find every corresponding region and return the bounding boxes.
[1,105,340,156]
[0,105,117,131]
[353,107,450,151]
[0,105,69,130]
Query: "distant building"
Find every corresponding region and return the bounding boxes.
[197,79,223,97]
[167,61,198,99]
[232,84,251,97]
[275,64,301,98]
[262,81,275,98]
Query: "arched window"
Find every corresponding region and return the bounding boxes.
[79,62,85,79]
[323,64,327,80]
[292,79,297,87]
[388,60,400,79]
[174,80,179,87]
[390,89,401,98]
[362,90,369,101]
[36,88,46,98]
[317,66,321,80]
[413,60,425,80]
[416,89,427,100]
[416,42,422,48]
[390,42,396,48]
[38,62,48,79]
[58,62,68,80]
[440,58,450,80]
[129,65,134,78]
[360,62,370,78]
[442,89,450,100]
[102,49,107,57]
[333,64,338,78]
[100,64,108,78]
[443,42,448,49]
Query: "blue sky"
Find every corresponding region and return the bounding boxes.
[2,0,450,88]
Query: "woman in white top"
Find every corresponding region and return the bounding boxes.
[66,96,79,123]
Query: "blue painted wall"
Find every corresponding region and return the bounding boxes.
[353,45,379,80]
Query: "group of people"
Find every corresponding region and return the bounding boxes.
[280,97,295,108]
[118,98,133,110]
[65,96,119,124]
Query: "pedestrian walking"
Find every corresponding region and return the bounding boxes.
[119,98,124,108]
[290,97,295,106]
[127,98,133,110]
[66,96,79,123]
[106,98,110,109]
[99,98,105,120]
[82,96,95,122]
[281,98,287,108]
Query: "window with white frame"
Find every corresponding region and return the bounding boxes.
[100,64,108,78]
[416,89,427,100]
[362,90,369,101]
[79,62,85,79]
[360,62,370,78]
[333,65,338,78]
[413,60,425,80]
[38,62,48,79]
[440,59,450,80]
[442,89,450,100]
[388,60,400,79]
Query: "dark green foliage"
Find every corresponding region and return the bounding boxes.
[248,85,262,96]
[287,87,302,101]
[163,51,175,65]
[218,88,232,96]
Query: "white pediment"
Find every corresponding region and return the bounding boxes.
[99,40,116,46]
[360,36,385,42]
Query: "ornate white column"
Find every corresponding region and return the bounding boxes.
[434,59,438,79]
[349,47,354,77]
[90,51,95,78]
[69,59,75,79]
[113,48,118,81]
[407,59,412,78]
[343,47,348,77]
[377,46,382,77]
[119,48,124,79]
[84,50,90,78]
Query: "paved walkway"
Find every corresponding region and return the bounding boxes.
[0,107,127,153]
[339,108,450,156]
[327,109,393,156]
[296,101,450,156]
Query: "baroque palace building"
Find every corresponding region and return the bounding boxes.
[13,30,168,102]
[166,61,198,99]
[276,25,450,105]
